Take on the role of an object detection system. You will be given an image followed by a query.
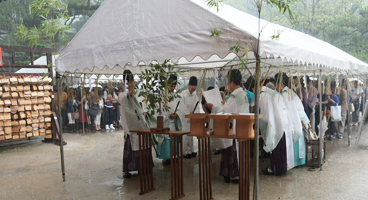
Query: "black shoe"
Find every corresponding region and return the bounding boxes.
[213,150,221,155]
[191,152,197,158]
[162,159,171,165]
[183,154,192,159]
[123,172,132,179]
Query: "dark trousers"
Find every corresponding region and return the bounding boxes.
[104,107,113,125]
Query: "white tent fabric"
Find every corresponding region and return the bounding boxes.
[56,0,368,75]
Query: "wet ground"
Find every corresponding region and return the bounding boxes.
[1,125,368,200]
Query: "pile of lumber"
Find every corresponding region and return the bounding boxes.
[0,75,53,140]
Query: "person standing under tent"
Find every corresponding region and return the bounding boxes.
[218,69,249,182]
[66,90,77,133]
[112,88,119,128]
[180,76,199,159]
[335,80,348,138]
[275,72,305,168]
[103,86,115,130]
[326,81,340,139]
[155,74,182,165]
[296,76,317,125]
[351,80,363,126]
[119,69,152,179]
[260,85,289,175]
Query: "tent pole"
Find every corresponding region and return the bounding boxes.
[81,78,85,136]
[253,54,261,200]
[57,73,66,181]
[346,74,351,147]
[319,69,323,171]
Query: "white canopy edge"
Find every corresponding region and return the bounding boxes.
[56,0,368,76]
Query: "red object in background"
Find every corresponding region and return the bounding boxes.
[0,48,3,66]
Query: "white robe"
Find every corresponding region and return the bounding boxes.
[259,86,294,169]
[118,92,148,151]
[220,87,249,149]
[180,89,200,155]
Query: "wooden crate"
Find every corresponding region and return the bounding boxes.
[31,78,38,84]
[44,104,50,110]
[0,100,3,106]
[19,120,26,125]
[0,78,9,85]
[19,133,26,139]
[17,85,24,91]
[45,123,51,128]
[11,106,18,113]
[10,86,17,92]
[2,85,10,91]
[32,123,38,128]
[26,118,32,124]
[38,117,45,123]
[9,77,18,85]
[0,121,3,126]
[26,133,33,137]
[32,104,39,110]
[18,106,25,112]
[46,129,52,135]
[44,110,52,116]
[5,134,13,140]
[0,114,3,121]
[2,92,10,99]
[4,99,11,106]
[32,111,39,118]
[39,129,45,135]
[45,134,52,139]
[11,92,19,98]
[32,85,38,91]
[12,114,19,120]
[38,97,44,104]
[31,92,38,97]
[23,77,31,84]
[18,78,24,84]
[11,99,17,106]
[18,91,24,98]
[45,117,51,122]
[44,96,51,103]
[38,85,44,90]
[31,98,38,104]
[12,135,20,140]
[4,107,11,113]
[24,85,30,91]
[38,104,45,110]
[32,118,39,124]
[24,99,31,105]
[33,130,39,136]
[5,127,12,134]
[39,123,45,128]
[26,126,33,132]
[11,121,19,126]
[4,113,11,120]
[0,135,4,140]
[12,126,19,133]
[44,85,52,90]
[0,106,3,112]
[37,92,44,97]
[25,105,32,111]
[19,112,26,119]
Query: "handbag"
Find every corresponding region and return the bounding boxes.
[331,106,341,122]
[88,109,98,117]
[72,112,79,120]
[349,103,355,112]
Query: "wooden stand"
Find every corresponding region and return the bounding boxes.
[130,129,189,200]
[186,113,260,200]
[306,137,326,168]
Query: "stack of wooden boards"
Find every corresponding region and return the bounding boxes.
[0,75,53,140]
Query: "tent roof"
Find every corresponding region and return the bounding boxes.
[56,0,368,76]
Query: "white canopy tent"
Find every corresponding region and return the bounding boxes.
[54,0,368,196]
[56,0,368,76]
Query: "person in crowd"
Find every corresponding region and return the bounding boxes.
[260,81,289,175]
[93,90,104,131]
[275,72,306,168]
[112,88,119,128]
[59,88,68,129]
[218,69,249,182]
[326,81,340,139]
[292,76,299,91]
[66,90,77,132]
[351,80,363,126]
[296,76,317,122]
[336,79,348,137]
[103,86,115,130]
[118,70,151,179]
[315,82,328,136]
[243,76,255,112]
[155,74,182,165]
[180,76,199,159]
[79,95,88,132]
[88,89,101,131]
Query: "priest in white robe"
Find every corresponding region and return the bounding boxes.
[180,76,200,158]
[155,74,182,165]
[259,85,289,175]
[118,70,151,179]
[216,69,249,182]
[275,72,306,168]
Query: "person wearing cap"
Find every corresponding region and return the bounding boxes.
[118,70,151,179]
[155,74,182,165]
[180,76,199,159]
